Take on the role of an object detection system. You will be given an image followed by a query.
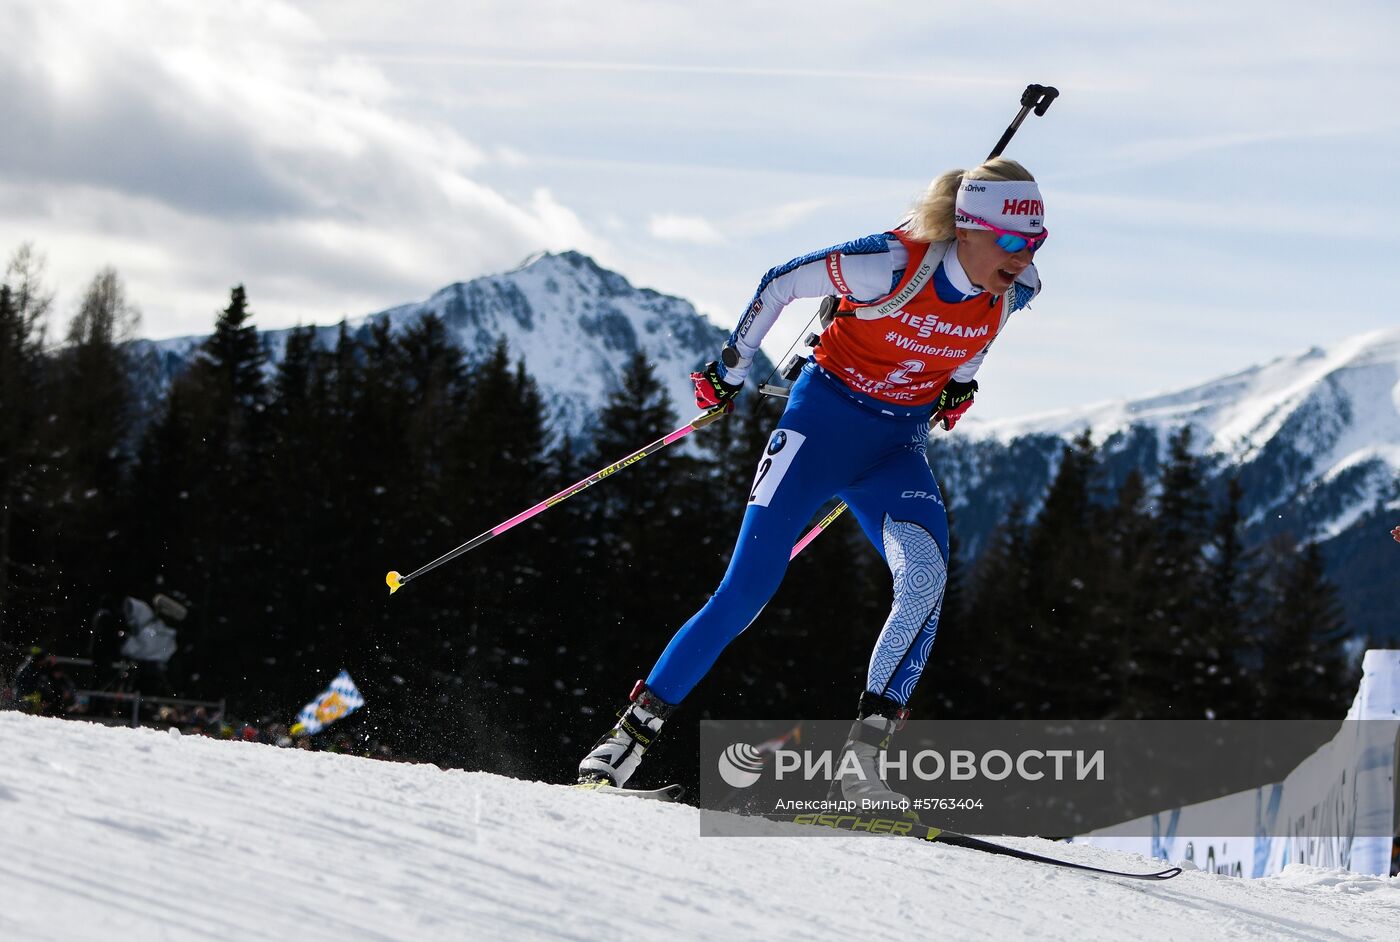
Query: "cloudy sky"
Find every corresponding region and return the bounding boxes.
[4,0,1397,417]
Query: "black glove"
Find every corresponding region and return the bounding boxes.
[933,379,977,430]
[691,360,743,411]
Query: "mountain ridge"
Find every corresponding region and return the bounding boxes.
[133,250,763,443]
[954,326,1400,537]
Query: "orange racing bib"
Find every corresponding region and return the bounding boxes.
[814,233,1008,406]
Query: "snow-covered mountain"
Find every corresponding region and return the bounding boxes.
[134,251,766,442]
[5,712,1398,941]
[940,328,1400,641]
[366,251,763,438]
[966,328,1400,537]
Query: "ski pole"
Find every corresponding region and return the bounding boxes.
[986,83,1059,161]
[790,501,848,559]
[386,407,730,594]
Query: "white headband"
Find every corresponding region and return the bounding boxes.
[954,179,1045,233]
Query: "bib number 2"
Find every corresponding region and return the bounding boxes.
[885,359,924,386]
[748,428,806,507]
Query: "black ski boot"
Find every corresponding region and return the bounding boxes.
[577,680,676,788]
[826,691,913,815]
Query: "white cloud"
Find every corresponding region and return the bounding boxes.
[647,213,724,246]
[722,199,832,238]
[0,0,602,336]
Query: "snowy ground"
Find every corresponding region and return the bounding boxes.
[2,713,1398,942]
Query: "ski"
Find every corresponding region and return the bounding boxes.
[786,812,1182,881]
[574,781,686,802]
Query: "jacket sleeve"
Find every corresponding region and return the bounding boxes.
[720,234,906,385]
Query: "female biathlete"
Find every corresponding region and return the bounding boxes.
[578,158,1047,800]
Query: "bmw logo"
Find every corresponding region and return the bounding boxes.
[767,431,787,455]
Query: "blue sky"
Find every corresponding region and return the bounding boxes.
[3,0,1397,417]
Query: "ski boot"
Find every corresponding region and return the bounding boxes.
[577,680,676,788]
[826,691,915,818]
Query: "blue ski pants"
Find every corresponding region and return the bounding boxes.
[646,361,950,706]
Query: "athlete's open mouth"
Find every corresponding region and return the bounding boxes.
[996,268,1015,282]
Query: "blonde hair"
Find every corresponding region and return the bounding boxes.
[902,157,1036,243]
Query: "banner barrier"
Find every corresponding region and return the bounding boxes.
[1072,649,1400,877]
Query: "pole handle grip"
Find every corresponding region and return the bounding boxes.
[1021,83,1059,115]
[987,84,1059,161]
[692,406,732,429]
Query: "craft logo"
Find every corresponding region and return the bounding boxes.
[767,431,787,455]
[718,743,765,788]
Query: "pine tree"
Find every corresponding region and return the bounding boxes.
[350,315,472,763]
[262,325,330,692]
[167,286,273,697]
[1097,469,1154,717]
[1016,431,1115,716]
[1199,476,1255,717]
[4,244,53,345]
[586,351,686,672]
[531,428,617,764]
[399,313,466,484]
[1256,540,1353,719]
[0,284,48,640]
[129,375,198,569]
[962,501,1032,715]
[0,246,55,644]
[59,269,140,486]
[43,268,142,650]
[200,285,267,423]
[454,340,546,515]
[339,318,403,574]
[450,339,553,763]
[1134,427,1213,716]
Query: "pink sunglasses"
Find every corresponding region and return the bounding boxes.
[959,210,1048,254]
